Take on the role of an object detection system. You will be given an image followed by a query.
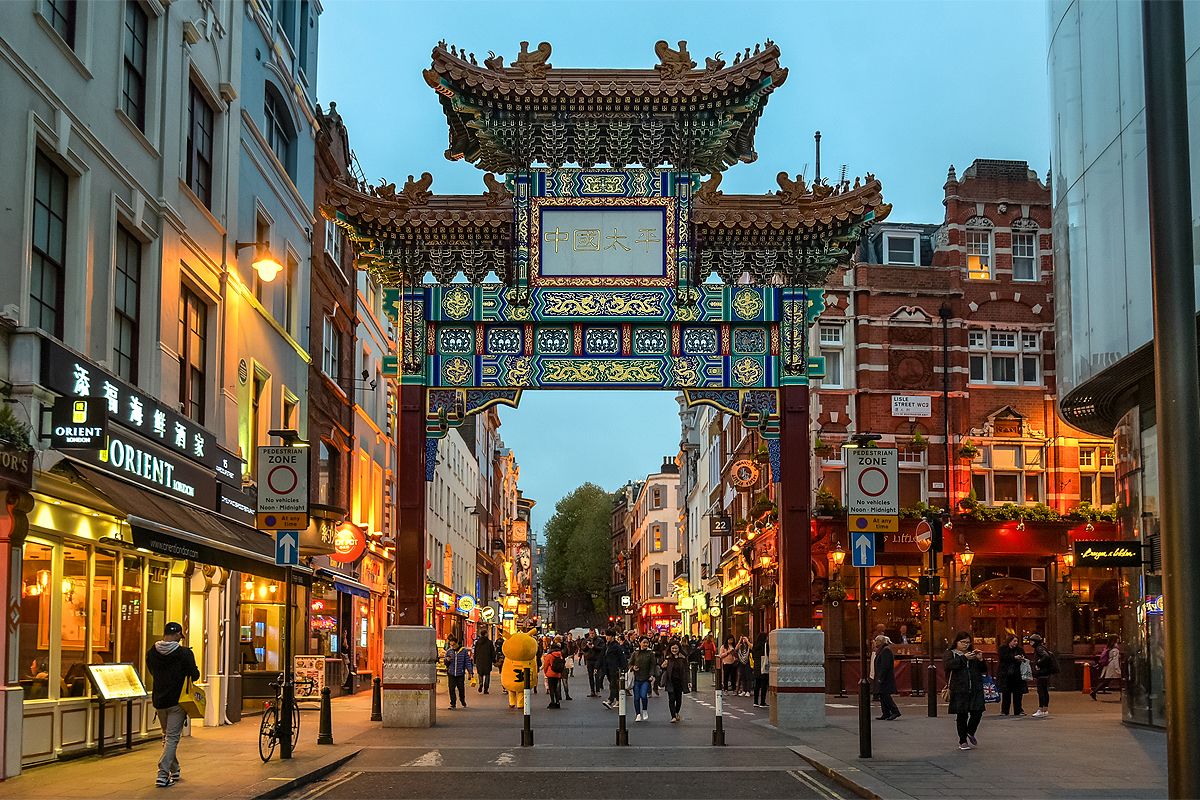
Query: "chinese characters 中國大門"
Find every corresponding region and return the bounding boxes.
[539,207,666,278]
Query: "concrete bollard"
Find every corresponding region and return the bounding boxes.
[371,676,383,721]
[382,626,437,728]
[317,687,334,745]
[769,628,827,729]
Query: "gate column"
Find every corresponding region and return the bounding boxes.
[779,383,813,629]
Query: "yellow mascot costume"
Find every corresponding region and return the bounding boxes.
[500,631,538,709]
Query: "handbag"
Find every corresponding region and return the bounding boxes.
[1020,659,1033,681]
[982,675,1001,703]
[939,683,950,703]
[179,677,206,719]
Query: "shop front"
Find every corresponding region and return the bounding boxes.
[638,601,680,635]
[304,566,371,695]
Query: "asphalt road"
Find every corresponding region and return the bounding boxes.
[286,680,847,800]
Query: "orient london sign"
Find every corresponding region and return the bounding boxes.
[1073,540,1142,567]
[256,446,309,530]
[49,396,107,450]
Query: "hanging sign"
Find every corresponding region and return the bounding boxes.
[328,523,367,564]
[0,443,34,491]
[729,459,760,489]
[1073,540,1142,567]
[457,595,477,614]
[481,606,497,622]
[49,396,107,450]
[709,515,733,536]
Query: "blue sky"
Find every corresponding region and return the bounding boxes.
[318,0,1051,532]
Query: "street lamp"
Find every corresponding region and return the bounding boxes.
[958,544,975,582]
[831,542,846,576]
[236,240,284,283]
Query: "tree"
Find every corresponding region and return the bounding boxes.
[541,482,614,617]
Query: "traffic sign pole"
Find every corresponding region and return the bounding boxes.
[858,562,871,759]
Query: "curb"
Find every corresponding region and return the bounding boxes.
[252,749,362,799]
[789,745,916,800]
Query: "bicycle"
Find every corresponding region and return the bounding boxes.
[258,674,316,762]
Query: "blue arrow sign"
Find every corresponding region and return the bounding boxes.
[275,530,299,566]
[851,532,877,568]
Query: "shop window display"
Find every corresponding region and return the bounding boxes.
[240,577,285,671]
[18,540,55,700]
[309,582,339,656]
[970,578,1047,646]
[57,543,97,698]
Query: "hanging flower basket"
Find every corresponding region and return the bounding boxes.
[1058,590,1083,608]
[953,589,980,607]
[755,444,771,465]
[958,440,980,460]
[824,581,848,603]
[813,438,834,457]
[909,431,928,452]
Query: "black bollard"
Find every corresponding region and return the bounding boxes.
[317,687,334,745]
[371,677,383,721]
[712,685,726,746]
[521,668,534,747]
[690,662,699,693]
[616,671,629,746]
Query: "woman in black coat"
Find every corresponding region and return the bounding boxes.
[660,642,691,723]
[996,634,1028,716]
[873,635,901,720]
[946,631,987,750]
[473,634,495,694]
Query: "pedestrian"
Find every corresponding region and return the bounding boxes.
[473,632,495,694]
[340,637,355,693]
[555,635,573,700]
[719,636,738,692]
[629,637,656,721]
[702,633,717,673]
[661,642,690,723]
[996,634,1028,716]
[584,634,601,696]
[1092,637,1122,700]
[874,635,901,721]
[735,635,753,696]
[602,630,628,709]
[1029,633,1059,717]
[752,632,770,708]
[145,621,200,788]
[543,642,564,708]
[946,631,987,750]
[443,636,474,709]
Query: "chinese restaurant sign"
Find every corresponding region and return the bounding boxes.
[48,396,107,450]
[540,207,665,277]
[1073,540,1143,567]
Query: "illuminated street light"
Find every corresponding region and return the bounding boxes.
[236,239,284,283]
[959,544,975,568]
[831,542,846,568]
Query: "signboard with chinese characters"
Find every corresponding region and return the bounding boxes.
[74,429,217,509]
[41,338,243,481]
[86,663,147,700]
[48,396,107,450]
[539,207,666,278]
[891,395,932,418]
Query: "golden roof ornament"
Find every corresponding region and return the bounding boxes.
[654,40,696,79]
[511,41,552,78]
[401,172,434,205]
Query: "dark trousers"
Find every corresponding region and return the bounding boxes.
[721,663,737,691]
[667,687,683,718]
[477,670,491,693]
[547,677,561,706]
[448,674,467,707]
[587,662,600,693]
[561,670,571,698]
[1000,690,1023,715]
[955,710,983,742]
[879,692,900,718]
[754,674,769,705]
[607,669,621,703]
[1036,677,1051,707]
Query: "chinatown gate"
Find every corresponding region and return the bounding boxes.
[324,40,890,727]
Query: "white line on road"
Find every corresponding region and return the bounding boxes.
[401,750,444,767]
[296,770,362,799]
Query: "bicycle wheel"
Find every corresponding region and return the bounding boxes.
[290,700,301,749]
[258,706,278,763]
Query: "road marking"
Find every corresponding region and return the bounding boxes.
[296,770,361,799]
[491,751,515,765]
[401,750,444,767]
[790,768,846,799]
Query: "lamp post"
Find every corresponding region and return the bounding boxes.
[831,542,846,697]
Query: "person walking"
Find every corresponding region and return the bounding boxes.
[1029,633,1059,717]
[751,632,770,708]
[443,636,474,709]
[556,636,573,700]
[719,637,738,692]
[146,622,200,788]
[602,630,628,709]
[629,637,656,721]
[661,642,690,723]
[946,631,987,750]
[1092,637,1122,699]
[473,632,495,695]
[584,634,601,696]
[543,642,564,709]
[996,634,1028,716]
[702,634,717,673]
[735,635,753,696]
[874,635,901,721]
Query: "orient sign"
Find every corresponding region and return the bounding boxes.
[328,523,367,564]
[1073,540,1143,567]
[49,396,107,450]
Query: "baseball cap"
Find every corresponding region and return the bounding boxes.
[164,622,183,636]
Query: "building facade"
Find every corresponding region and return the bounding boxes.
[629,459,681,634]
[1048,0,1175,727]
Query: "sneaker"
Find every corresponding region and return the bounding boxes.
[670,716,679,723]
[967,734,978,747]
[602,700,614,709]
[169,771,180,782]
[958,742,972,751]
[1032,710,1047,718]
[156,776,174,788]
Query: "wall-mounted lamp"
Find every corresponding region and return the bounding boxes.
[235,240,284,283]
[1061,550,1076,579]
[959,544,975,568]
[831,542,846,575]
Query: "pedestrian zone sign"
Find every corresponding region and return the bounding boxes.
[847,447,899,533]
[256,446,309,530]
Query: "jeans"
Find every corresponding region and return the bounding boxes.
[547,677,561,706]
[477,671,491,693]
[667,687,683,718]
[561,670,571,698]
[738,662,753,693]
[955,710,983,742]
[156,705,187,780]
[607,669,621,703]
[1001,690,1023,715]
[879,692,900,718]
[721,663,737,691]
[1036,677,1050,708]
[448,674,467,707]
[633,679,652,715]
[587,662,600,693]
[754,674,769,705]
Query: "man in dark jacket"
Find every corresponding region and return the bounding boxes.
[473,633,495,694]
[583,634,601,696]
[602,631,628,709]
[146,622,200,788]
[873,635,901,720]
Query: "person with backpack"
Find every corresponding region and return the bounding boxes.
[1029,633,1059,718]
[543,642,564,709]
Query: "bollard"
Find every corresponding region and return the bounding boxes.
[521,668,534,747]
[712,685,726,746]
[1080,660,1093,695]
[370,677,383,721]
[317,687,334,745]
[616,671,629,745]
[690,662,699,694]
[910,658,925,697]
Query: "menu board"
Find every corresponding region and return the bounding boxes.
[293,655,325,698]
[87,663,147,701]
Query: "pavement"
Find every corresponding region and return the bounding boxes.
[0,691,375,800]
[0,676,1167,800]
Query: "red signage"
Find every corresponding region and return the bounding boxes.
[914,519,933,553]
[328,523,367,563]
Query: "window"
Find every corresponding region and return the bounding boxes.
[883,233,919,265]
[112,226,141,382]
[821,471,843,504]
[653,568,662,597]
[652,487,663,509]
[968,327,1042,386]
[966,229,992,279]
[1012,232,1037,281]
[283,251,297,333]
[652,524,663,551]
[42,0,77,47]
[253,214,270,301]
[317,442,337,505]
[178,286,207,424]
[31,152,68,339]
[248,368,268,476]
[898,471,923,507]
[1099,448,1115,468]
[186,81,214,207]
[282,390,298,430]
[324,220,343,263]
[819,324,844,388]
[298,0,311,73]
[264,84,295,178]
[122,1,149,130]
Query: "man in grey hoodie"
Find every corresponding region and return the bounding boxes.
[146,622,199,788]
